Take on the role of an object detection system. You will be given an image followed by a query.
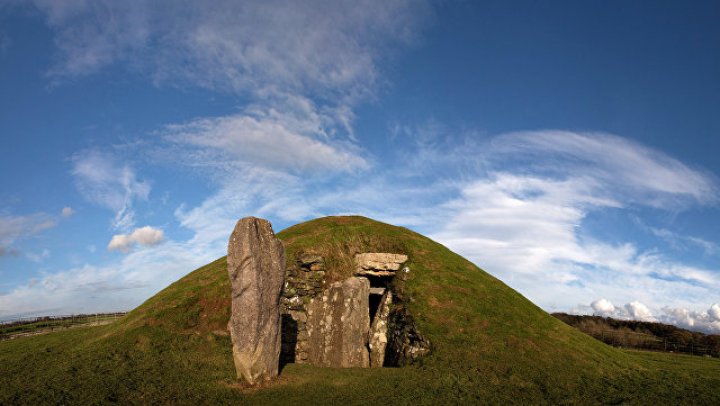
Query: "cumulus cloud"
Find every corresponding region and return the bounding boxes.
[61,206,74,218]
[710,303,720,321]
[108,226,164,253]
[659,304,720,334]
[71,150,150,230]
[624,301,656,322]
[591,298,616,316]
[582,300,720,333]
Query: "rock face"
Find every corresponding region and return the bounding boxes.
[227,217,285,385]
[306,277,370,368]
[368,290,392,367]
[355,253,408,276]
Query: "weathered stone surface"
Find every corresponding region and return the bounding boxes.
[279,252,328,365]
[227,217,285,385]
[369,290,392,367]
[298,252,323,266]
[306,277,370,368]
[355,253,408,276]
[385,305,431,366]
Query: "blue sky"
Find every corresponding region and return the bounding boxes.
[2,0,720,332]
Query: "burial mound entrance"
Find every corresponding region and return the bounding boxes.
[279,252,429,369]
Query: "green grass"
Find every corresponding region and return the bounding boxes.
[1,216,719,404]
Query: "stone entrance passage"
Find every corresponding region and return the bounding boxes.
[354,253,407,368]
[279,251,429,369]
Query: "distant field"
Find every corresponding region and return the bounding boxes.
[0,313,126,341]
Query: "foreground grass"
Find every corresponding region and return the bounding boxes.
[2,325,718,404]
[2,216,719,404]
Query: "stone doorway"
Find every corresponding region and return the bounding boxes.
[279,252,429,370]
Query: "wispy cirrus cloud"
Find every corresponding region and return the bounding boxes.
[0,212,57,256]
[32,0,429,100]
[71,150,150,231]
[162,96,369,176]
[426,131,720,325]
[0,238,216,319]
[0,0,432,320]
[490,131,719,208]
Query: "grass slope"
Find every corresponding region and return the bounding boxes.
[1,216,719,404]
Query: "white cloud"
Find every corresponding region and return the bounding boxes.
[659,304,720,334]
[4,129,720,327]
[108,226,164,253]
[591,298,616,316]
[71,150,150,230]
[31,0,428,100]
[647,226,718,256]
[7,6,720,333]
[0,213,57,255]
[0,0,431,319]
[625,301,655,322]
[26,249,51,263]
[581,300,720,333]
[710,303,720,321]
[424,131,720,323]
[0,238,217,319]
[430,173,616,286]
[162,97,369,175]
[61,206,74,218]
[491,131,719,208]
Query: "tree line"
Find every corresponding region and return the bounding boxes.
[553,313,720,357]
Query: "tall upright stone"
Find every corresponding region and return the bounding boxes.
[369,290,392,367]
[306,277,370,368]
[227,217,285,385]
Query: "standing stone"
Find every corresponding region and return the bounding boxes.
[306,277,370,368]
[368,290,392,367]
[227,217,285,385]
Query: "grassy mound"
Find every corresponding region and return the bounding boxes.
[1,216,719,404]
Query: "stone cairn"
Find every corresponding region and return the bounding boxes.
[227,217,285,385]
